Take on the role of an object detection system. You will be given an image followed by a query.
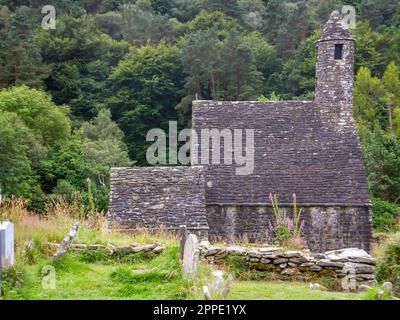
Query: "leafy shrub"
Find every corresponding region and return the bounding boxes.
[375,232,400,296]
[1,267,23,294]
[372,198,399,232]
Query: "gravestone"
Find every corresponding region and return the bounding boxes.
[210,270,225,297]
[0,221,15,269]
[205,271,234,300]
[179,225,188,261]
[222,274,234,299]
[182,234,199,281]
[202,286,212,300]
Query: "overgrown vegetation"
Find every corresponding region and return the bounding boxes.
[0,1,399,225]
[267,193,306,249]
[372,198,400,232]
[375,232,400,296]
[0,197,189,299]
[0,0,400,300]
[0,197,373,300]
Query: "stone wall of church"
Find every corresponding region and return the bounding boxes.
[206,205,372,253]
[108,167,209,238]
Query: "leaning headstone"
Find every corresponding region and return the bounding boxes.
[52,222,80,261]
[182,233,199,281]
[222,274,234,299]
[203,271,234,300]
[179,225,188,261]
[0,221,15,269]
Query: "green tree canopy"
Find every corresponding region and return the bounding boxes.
[0,110,34,199]
[0,85,71,146]
[108,42,184,164]
[34,15,130,120]
[0,6,51,88]
[361,124,400,203]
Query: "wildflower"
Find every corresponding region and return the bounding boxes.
[285,217,293,232]
[268,221,274,233]
[269,192,274,203]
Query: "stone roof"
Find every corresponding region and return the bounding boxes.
[192,101,371,206]
[317,10,354,43]
[109,167,209,232]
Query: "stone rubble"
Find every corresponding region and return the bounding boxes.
[357,284,372,293]
[198,244,376,287]
[47,242,165,256]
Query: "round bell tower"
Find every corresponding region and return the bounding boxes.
[315,11,355,109]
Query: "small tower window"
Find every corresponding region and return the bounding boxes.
[334,44,343,60]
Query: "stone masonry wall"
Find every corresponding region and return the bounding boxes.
[199,244,376,288]
[207,205,372,252]
[109,167,209,238]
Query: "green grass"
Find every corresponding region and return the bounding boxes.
[2,245,190,300]
[362,287,394,300]
[1,236,375,301]
[3,250,373,300]
[4,264,365,300]
[16,263,125,300]
[228,281,363,300]
[0,211,382,301]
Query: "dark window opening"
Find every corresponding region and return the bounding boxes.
[334,44,343,60]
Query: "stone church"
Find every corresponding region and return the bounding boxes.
[109,12,372,252]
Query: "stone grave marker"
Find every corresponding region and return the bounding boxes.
[204,271,234,300]
[0,221,15,269]
[182,233,199,281]
[179,225,188,261]
[210,270,225,297]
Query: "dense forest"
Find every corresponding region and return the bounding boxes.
[0,0,399,231]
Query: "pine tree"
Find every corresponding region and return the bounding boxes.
[0,7,51,89]
[220,30,263,100]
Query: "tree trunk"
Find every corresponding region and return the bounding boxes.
[388,102,394,134]
[196,79,201,98]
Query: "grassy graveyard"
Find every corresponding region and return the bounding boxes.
[0,198,394,300]
[3,262,366,300]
